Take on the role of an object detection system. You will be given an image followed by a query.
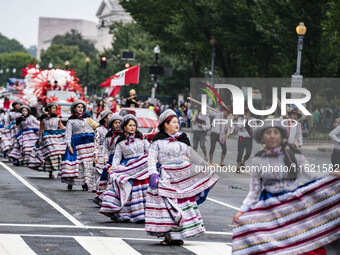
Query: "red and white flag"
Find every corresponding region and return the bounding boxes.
[100,65,140,97]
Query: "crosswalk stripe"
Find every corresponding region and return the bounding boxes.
[0,233,233,255]
[0,234,36,255]
[183,241,232,255]
[74,236,141,255]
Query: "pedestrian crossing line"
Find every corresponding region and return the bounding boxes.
[183,241,232,255]
[0,162,84,227]
[0,234,35,255]
[0,223,233,235]
[0,234,233,255]
[74,236,141,255]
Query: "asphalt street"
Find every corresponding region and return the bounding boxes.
[0,135,338,255]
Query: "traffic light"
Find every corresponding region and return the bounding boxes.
[125,63,130,69]
[101,56,107,68]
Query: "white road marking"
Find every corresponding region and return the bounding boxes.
[0,162,84,227]
[184,241,232,255]
[74,236,141,255]
[207,197,240,211]
[0,234,35,255]
[0,223,233,235]
[0,234,233,255]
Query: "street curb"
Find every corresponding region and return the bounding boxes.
[317,147,334,153]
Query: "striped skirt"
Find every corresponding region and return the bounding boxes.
[232,176,340,255]
[145,161,219,240]
[58,133,94,185]
[28,130,66,172]
[89,147,106,192]
[99,155,150,222]
[8,128,39,164]
[96,154,114,198]
[1,122,18,153]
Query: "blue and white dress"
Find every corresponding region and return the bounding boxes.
[99,133,150,222]
[232,149,340,255]
[95,130,123,198]
[145,132,219,240]
[1,110,21,155]
[28,114,66,172]
[9,115,40,164]
[58,114,95,186]
[90,125,109,192]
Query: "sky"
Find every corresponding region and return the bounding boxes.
[0,0,102,48]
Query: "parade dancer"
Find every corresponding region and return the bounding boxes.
[99,114,150,222]
[90,109,113,192]
[191,110,210,161]
[0,109,6,131]
[209,106,232,166]
[329,121,340,170]
[232,120,339,255]
[58,100,95,191]
[236,107,254,173]
[9,105,40,165]
[0,109,6,152]
[1,101,22,157]
[287,108,303,148]
[93,114,123,205]
[28,102,66,178]
[145,109,219,246]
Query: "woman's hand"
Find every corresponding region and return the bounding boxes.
[108,165,116,174]
[37,140,41,147]
[94,156,98,164]
[232,211,244,224]
[68,146,74,155]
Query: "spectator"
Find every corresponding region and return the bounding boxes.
[312,108,321,132]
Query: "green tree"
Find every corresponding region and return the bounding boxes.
[0,51,37,85]
[106,22,193,97]
[0,33,26,54]
[52,30,96,56]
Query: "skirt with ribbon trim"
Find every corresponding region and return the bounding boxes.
[8,128,39,164]
[99,154,150,222]
[58,133,94,185]
[145,161,219,240]
[1,122,18,154]
[28,129,66,172]
[232,176,340,255]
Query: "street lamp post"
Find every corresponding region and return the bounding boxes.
[152,45,160,99]
[291,22,307,102]
[65,60,70,70]
[85,57,90,94]
[295,22,307,75]
[210,36,217,102]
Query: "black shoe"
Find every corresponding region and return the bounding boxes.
[67,184,73,190]
[93,197,102,206]
[82,184,88,191]
[236,168,241,174]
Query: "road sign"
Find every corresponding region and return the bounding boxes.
[122,51,135,60]
[291,74,303,99]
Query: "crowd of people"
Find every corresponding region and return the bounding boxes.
[0,98,219,246]
[0,95,338,253]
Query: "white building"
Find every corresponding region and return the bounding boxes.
[36,0,132,59]
[37,17,98,59]
[96,0,133,51]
